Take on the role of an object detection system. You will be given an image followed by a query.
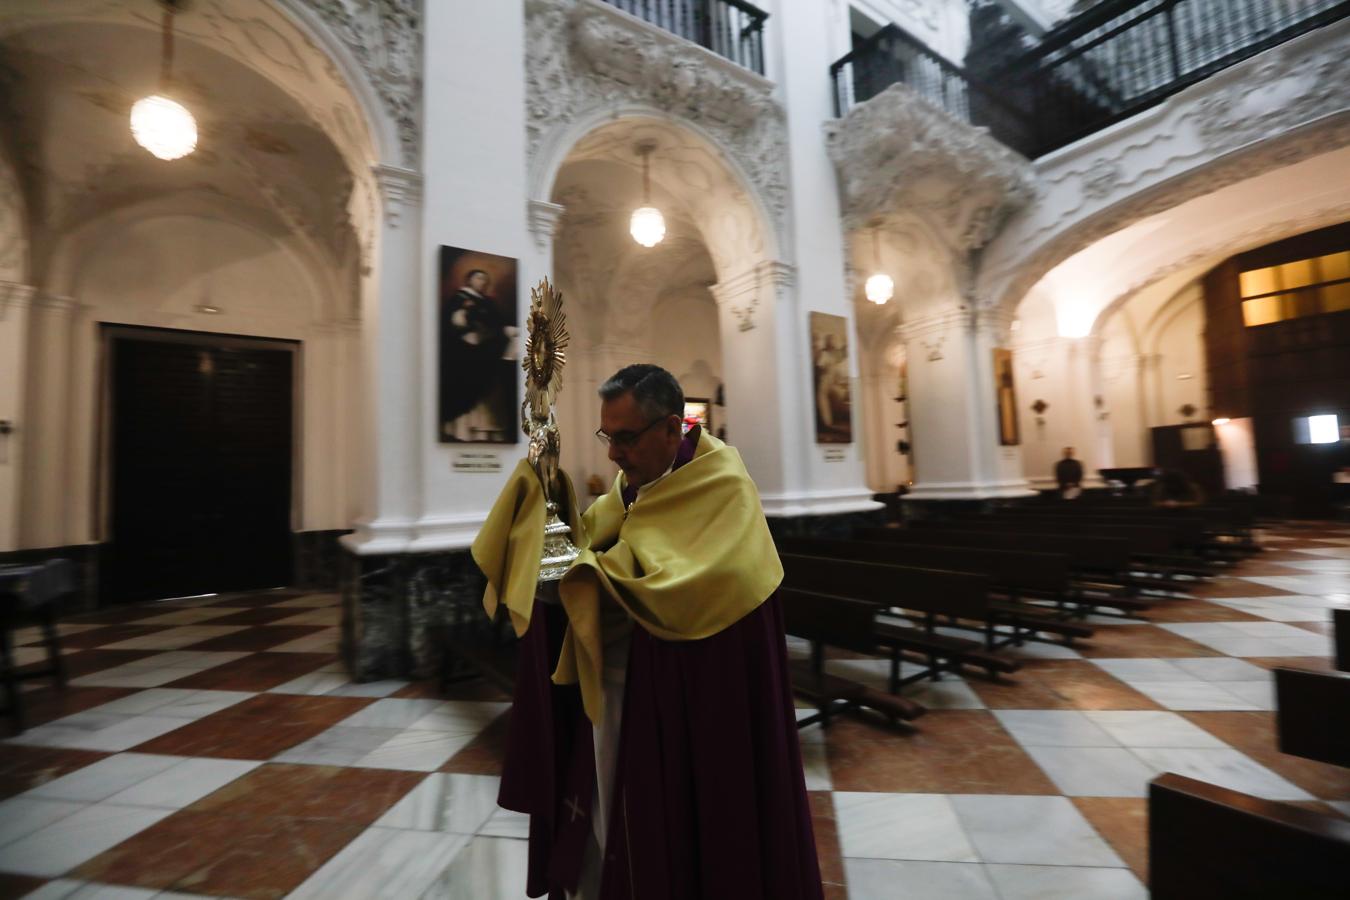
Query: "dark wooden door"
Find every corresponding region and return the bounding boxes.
[107,330,294,602]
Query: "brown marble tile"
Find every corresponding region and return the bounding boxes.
[395,678,511,701]
[1072,797,1148,881]
[58,625,168,649]
[163,652,338,691]
[11,685,139,730]
[132,693,372,759]
[0,874,48,900]
[203,607,314,626]
[809,790,846,898]
[1145,600,1265,622]
[204,592,305,608]
[824,711,1059,795]
[64,606,166,625]
[1183,711,1350,800]
[74,809,363,899]
[188,762,423,824]
[441,709,512,775]
[181,626,329,653]
[1287,800,1349,818]
[1017,660,1165,710]
[0,745,109,801]
[1077,624,1223,659]
[20,648,160,680]
[1292,621,1335,636]
[1246,656,1336,673]
[968,676,1080,709]
[1215,563,1308,576]
[1190,580,1298,599]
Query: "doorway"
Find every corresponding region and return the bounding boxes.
[104,327,297,603]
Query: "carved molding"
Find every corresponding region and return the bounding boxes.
[897,306,971,360]
[980,20,1350,313]
[525,0,789,240]
[300,0,423,167]
[0,281,36,321]
[824,82,1035,256]
[710,259,795,332]
[371,164,423,229]
[527,199,567,250]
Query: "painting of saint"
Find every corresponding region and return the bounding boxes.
[993,347,1020,446]
[438,246,519,443]
[810,312,853,443]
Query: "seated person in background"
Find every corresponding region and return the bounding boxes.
[1055,446,1084,499]
[1151,468,1205,507]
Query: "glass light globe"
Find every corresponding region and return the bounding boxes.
[130,95,198,160]
[630,206,666,247]
[865,272,894,304]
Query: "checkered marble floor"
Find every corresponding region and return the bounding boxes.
[2,521,1348,899]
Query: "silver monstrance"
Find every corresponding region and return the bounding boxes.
[522,277,581,582]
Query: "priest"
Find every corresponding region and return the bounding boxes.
[474,364,822,900]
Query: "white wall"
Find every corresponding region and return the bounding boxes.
[831,0,973,63]
[16,212,355,550]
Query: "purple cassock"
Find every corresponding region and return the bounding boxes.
[496,428,824,899]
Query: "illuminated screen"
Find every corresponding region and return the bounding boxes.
[1308,414,1339,445]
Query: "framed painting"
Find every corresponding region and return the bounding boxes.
[438,245,519,444]
[810,312,853,444]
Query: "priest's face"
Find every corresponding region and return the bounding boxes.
[600,392,682,490]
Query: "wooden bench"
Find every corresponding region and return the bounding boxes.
[780,553,1028,677]
[782,587,926,728]
[1274,666,1350,768]
[1150,772,1350,899]
[856,527,1146,608]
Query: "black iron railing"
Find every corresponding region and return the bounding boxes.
[830,23,1038,156]
[602,0,769,75]
[832,0,1350,158]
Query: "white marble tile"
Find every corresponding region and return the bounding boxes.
[842,859,998,900]
[374,773,501,834]
[992,710,1118,748]
[1291,547,1350,558]
[1089,659,1194,684]
[1328,801,1350,818]
[7,713,189,752]
[408,702,511,735]
[286,826,470,900]
[833,792,977,862]
[900,678,985,710]
[0,796,85,847]
[19,881,162,900]
[1245,575,1350,595]
[267,627,341,653]
[87,689,252,720]
[354,729,476,772]
[1217,680,1276,709]
[1023,746,1158,797]
[801,739,832,791]
[1167,657,1268,682]
[127,608,245,626]
[339,698,445,729]
[328,679,409,698]
[0,802,174,877]
[273,726,404,767]
[476,807,530,840]
[419,835,529,900]
[1130,747,1313,800]
[949,795,1124,867]
[1158,623,1240,640]
[105,757,260,808]
[70,666,201,689]
[268,670,352,695]
[1270,635,1334,656]
[1000,640,1083,660]
[984,863,1147,900]
[1128,680,1263,711]
[97,625,248,651]
[1223,621,1319,639]
[26,753,184,803]
[1283,559,1350,572]
[9,623,105,646]
[1084,710,1228,749]
[119,651,251,671]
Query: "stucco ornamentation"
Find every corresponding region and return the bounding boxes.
[824,82,1035,258]
[525,0,789,238]
[301,0,423,166]
[372,164,423,229]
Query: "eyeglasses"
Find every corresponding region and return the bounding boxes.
[595,417,666,448]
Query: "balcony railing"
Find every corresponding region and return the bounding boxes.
[832,0,1350,158]
[601,0,769,75]
[830,23,1038,156]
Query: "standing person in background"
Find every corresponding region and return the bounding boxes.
[1055,446,1084,499]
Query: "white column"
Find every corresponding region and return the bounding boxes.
[0,282,35,550]
[342,165,425,555]
[19,293,78,549]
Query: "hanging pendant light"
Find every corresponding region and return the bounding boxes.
[629,141,665,248]
[864,226,893,305]
[131,0,197,161]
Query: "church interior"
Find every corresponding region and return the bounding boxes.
[1,0,1348,897]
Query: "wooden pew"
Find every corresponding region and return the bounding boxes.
[1274,666,1350,768]
[1335,607,1349,673]
[856,526,1143,602]
[779,553,1025,678]
[781,587,925,728]
[779,535,1138,630]
[1149,772,1350,899]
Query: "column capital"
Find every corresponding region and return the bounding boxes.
[0,281,37,321]
[709,260,796,332]
[527,199,566,251]
[371,164,423,229]
[34,292,79,315]
[897,306,969,360]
